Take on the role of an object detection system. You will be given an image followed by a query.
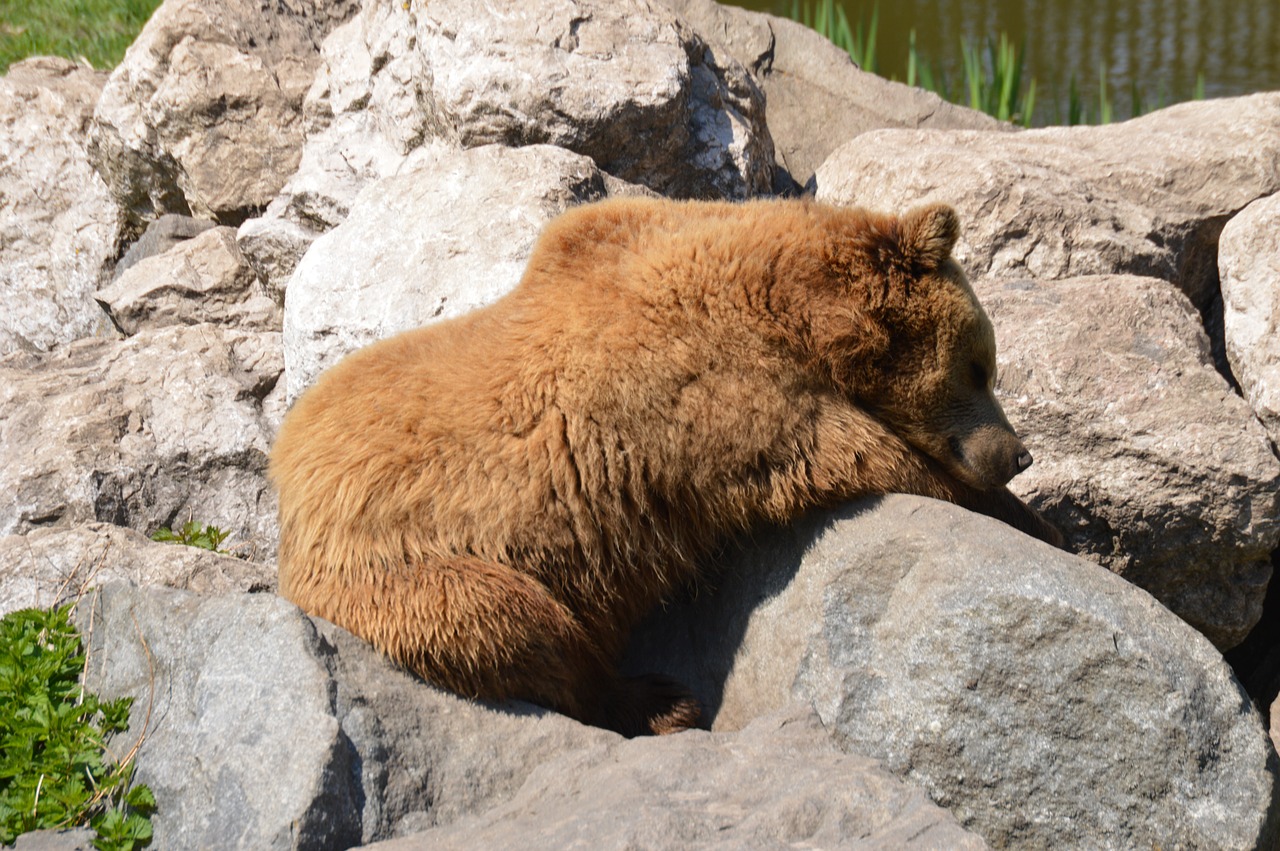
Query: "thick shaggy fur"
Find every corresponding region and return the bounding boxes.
[271,197,1061,736]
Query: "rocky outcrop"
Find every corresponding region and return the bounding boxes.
[88,0,360,230]
[76,582,987,850]
[0,522,273,616]
[71,496,1278,850]
[1221,192,1280,447]
[281,143,613,400]
[0,57,118,356]
[628,496,1280,850]
[0,325,283,558]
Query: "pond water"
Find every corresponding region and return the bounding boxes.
[727,0,1280,125]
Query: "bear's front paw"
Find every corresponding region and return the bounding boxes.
[1031,510,1067,551]
[613,673,703,736]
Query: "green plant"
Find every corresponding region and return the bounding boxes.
[150,521,231,554]
[960,32,1037,127]
[1097,61,1113,123]
[0,604,154,850]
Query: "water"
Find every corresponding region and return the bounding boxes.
[728,0,1280,124]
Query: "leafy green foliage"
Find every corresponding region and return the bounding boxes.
[0,604,154,850]
[151,521,231,554]
[0,0,163,72]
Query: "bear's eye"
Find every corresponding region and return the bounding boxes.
[970,361,989,388]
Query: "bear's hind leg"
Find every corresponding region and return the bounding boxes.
[361,554,701,736]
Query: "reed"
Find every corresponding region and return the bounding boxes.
[960,33,1036,126]
[790,0,879,74]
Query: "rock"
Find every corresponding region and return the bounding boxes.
[10,829,96,851]
[96,226,281,335]
[370,708,987,850]
[661,0,1005,188]
[1220,192,1280,447]
[0,57,119,356]
[977,275,1280,649]
[627,494,1280,850]
[814,94,1280,311]
[75,582,614,848]
[78,584,365,850]
[88,0,359,230]
[416,0,772,198]
[1274,698,1280,758]
[235,212,317,303]
[3,57,105,127]
[282,143,610,400]
[0,325,284,558]
[240,0,774,292]
[0,522,273,617]
[112,213,215,279]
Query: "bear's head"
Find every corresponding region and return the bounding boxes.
[814,202,1032,490]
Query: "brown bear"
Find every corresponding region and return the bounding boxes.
[270,197,1061,737]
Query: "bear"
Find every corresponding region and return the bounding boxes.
[270,196,1062,737]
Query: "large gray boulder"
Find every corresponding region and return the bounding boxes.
[0,522,273,617]
[282,143,613,400]
[88,0,359,230]
[0,57,118,356]
[628,495,1280,850]
[0,325,284,558]
[75,583,985,849]
[814,94,1280,311]
[660,0,1005,188]
[978,275,1280,649]
[1220,192,1280,447]
[239,0,773,293]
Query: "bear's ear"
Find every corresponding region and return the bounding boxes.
[898,203,960,271]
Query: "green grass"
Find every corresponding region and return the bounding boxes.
[0,603,155,850]
[0,0,162,72]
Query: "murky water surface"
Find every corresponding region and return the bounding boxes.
[729,0,1279,124]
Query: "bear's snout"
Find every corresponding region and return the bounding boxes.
[955,427,1033,488]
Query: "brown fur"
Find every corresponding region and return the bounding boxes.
[270,197,1062,737]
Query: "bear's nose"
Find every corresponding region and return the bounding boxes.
[1016,450,1033,472]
